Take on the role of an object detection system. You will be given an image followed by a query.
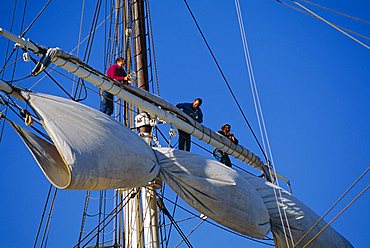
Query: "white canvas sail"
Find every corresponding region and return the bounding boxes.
[11,92,353,247]
[154,147,271,239]
[20,92,159,190]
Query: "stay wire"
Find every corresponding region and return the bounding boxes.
[276,1,370,41]
[21,0,52,37]
[33,184,53,248]
[39,187,58,248]
[303,183,369,247]
[162,196,274,246]
[77,191,91,247]
[295,166,370,247]
[291,1,370,50]
[235,1,294,246]
[74,0,103,101]
[165,195,179,248]
[145,0,160,96]
[182,0,269,162]
[174,217,206,248]
[298,0,370,25]
[159,197,193,248]
[0,106,8,143]
[1,0,17,78]
[74,188,135,248]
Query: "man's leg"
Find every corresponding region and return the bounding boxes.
[222,154,232,167]
[100,91,114,116]
[185,134,191,151]
[178,130,186,150]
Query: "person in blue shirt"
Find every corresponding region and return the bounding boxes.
[176,98,203,151]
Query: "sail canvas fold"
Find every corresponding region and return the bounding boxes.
[21,92,160,190]
[246,177,354,248]
[154,147,271,239]
[9,121,70,188]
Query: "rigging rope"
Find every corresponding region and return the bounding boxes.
[74,188,136,248]
[298,0,370,25]
[157,197,194,248]
[303,183,369,247]
[21,0,52,37]
[182,0,269,163]
[294,166,370,247]
[145,0,161,96]
[174,216,206,248]
[73,0,86,95]
[39,187,58,248]
[162,196,274,246]
[276,1,370,41]
[234,2,294,246]
[291,1,370,50]
[77,191,91,247]
[33,184,53,248]
[73,0,103,101]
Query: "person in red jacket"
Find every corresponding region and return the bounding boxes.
[100,57,130,116]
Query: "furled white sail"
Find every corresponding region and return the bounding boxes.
[11,92,353,247]
[20,92,159,190]
[154,147,271,239]
[245,176,353,248]
[154,147,353,247]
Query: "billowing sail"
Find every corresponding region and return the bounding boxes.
[19,92,159,190]
[11,92,353,247]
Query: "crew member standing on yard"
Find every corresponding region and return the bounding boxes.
[176,98,203,151]
[213,124,239,167]
[100,57,130,116]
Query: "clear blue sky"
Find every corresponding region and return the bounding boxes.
[0,0,369,247]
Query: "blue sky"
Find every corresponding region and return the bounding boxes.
[0,0,369,247]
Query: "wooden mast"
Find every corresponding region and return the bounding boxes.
[132,0,160,247]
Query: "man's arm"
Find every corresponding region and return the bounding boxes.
[196,109,203,123]
[229,134,239,145]
[176,103,184,109]
[112,66,128,81]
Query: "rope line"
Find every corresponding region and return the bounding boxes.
[33,184,53,248]
[162,196,274,246]
[303,183,369,247]
[291,1,370,50]
[295,166,370,247]
[74,188,136,248]
[39,187,58,248]
[146,0,160,96]
[235,1,294,247]
[298,0,370,25]
[21,0,52,37]
[276,1,370,41]
[182,0,269,162]
[1,0,18,78]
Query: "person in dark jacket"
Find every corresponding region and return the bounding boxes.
[100,57,130,116]
[176,98,203,151]
[213,123,238,167]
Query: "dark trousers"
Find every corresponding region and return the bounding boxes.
[178,130,191,151]
[213,149,232,167]
[100,91,113,116]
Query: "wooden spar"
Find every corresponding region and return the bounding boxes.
[0,27,279,180]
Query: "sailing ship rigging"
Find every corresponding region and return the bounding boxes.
[0,0,369,247]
